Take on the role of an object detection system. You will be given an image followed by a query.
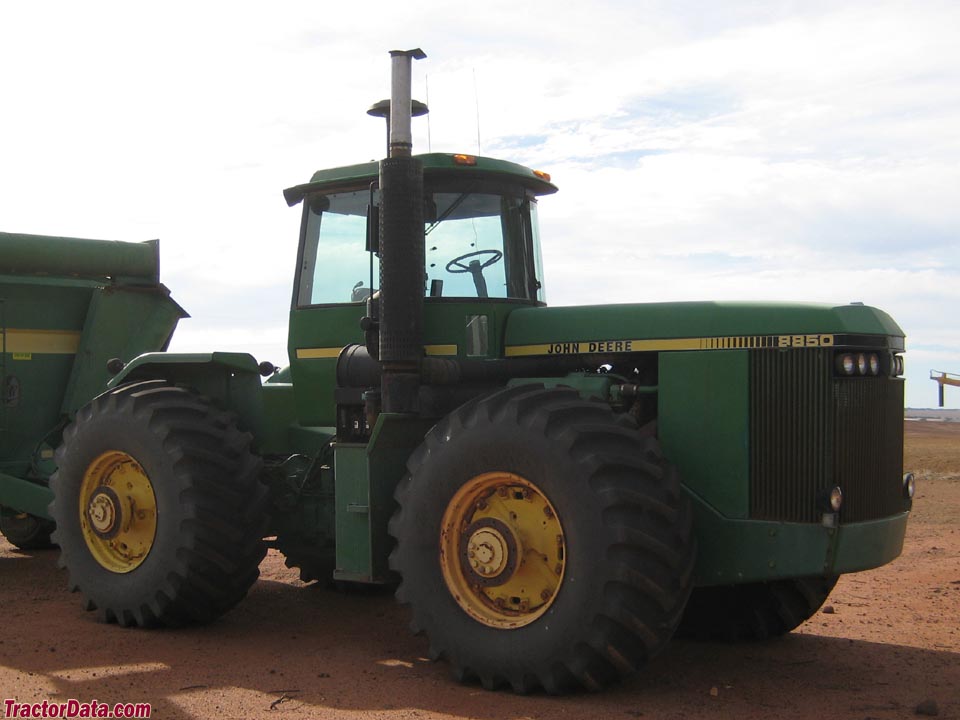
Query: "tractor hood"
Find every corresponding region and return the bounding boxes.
[502,301,905,357]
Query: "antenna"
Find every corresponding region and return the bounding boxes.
[473,68,481,155]
[425,74,432,153]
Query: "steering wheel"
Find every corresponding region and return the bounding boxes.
[445,249,503,274]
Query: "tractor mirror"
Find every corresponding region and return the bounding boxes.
[366,203,380,253]
[424,196,438,224]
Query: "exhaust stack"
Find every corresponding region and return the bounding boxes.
[388,49,426,157]
[378,49,426,413]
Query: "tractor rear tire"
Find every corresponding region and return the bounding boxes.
[677,576,838,641]
[49,380,267,627]
[0,511,56,550]
[389,385,696,693]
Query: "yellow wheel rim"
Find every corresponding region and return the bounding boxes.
[79,451,157,574]
[439,472,565,629]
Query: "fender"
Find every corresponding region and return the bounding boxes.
[107,352,266,441]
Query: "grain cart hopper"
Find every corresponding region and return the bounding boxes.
[0,232,186,548]
[50,50,913,693]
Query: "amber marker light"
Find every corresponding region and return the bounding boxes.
[452,154,477,165]
[533,169,551,181]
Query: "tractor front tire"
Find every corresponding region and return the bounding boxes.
[389,385,696,693]
[49,380,267,627]
[677,576,839,641]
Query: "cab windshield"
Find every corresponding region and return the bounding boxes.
[296,182,545,306]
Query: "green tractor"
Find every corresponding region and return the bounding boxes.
[2,50,912,693]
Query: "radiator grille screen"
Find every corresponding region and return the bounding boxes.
[832,378,905,522]
[749,349,905,523]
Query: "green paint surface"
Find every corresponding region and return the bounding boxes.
[1,237,186,517]
[334,415,436,582]
[660,350,750,519]
[689,492,909,585]
[504,301,904,345]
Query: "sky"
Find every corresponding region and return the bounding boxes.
[1,0,957,408]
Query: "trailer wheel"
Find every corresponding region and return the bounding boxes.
[676,576,838,641]
[275,539,335,585]
[0,510,56,550]
[389,385,696,693]
[49,380,267,627]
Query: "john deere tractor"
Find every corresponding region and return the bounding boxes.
[1,50,912,693]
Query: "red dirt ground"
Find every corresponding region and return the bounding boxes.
[1,422,957,719]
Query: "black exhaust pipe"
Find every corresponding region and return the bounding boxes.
[378,49,426,414]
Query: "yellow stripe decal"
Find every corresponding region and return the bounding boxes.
[296,344,461,360]
[505,334,835,357]
[295,347,343,359]
[1,329,81,355]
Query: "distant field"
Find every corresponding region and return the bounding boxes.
[905,408,960,422]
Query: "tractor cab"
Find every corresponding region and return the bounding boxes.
[284,153,558,426]
[289,153,555,305]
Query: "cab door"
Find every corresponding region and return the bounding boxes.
[288,188,377,427]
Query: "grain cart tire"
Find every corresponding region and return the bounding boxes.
[389,385,696,694]
[677,575,838,641]
[275,539,335,585]
[0,511,56,550]
[49,380,267,627]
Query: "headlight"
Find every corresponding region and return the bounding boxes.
[820,485,844,513]
[893,355,905,376]
[836,353,856,376]
[903,472,915,499]
[836,351,888,377]
[829,486,843,511]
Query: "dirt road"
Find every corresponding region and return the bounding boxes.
[2,423,957,719]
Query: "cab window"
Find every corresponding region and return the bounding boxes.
[297,189,378,306]
[296,183,545,306]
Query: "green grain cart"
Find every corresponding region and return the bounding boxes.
[2,50,913,693]
[0,232,185,548]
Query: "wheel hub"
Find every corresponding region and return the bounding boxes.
[87,487,121,538]
[461,518,520,586]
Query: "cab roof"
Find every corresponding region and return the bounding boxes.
[283,152,558,207]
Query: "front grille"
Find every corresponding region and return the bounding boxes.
[832,378,905,522]
[749,349,905,523]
